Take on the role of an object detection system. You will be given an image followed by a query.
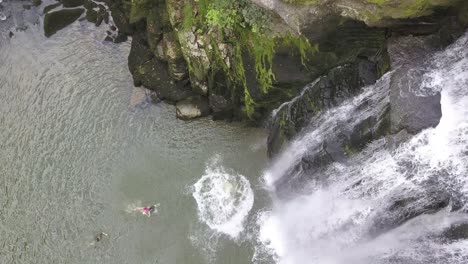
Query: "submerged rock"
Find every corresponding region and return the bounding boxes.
[368,187,454,238]
[176,96,210,120]
[128,87,157,110]
[32,0,42,6]
[44,8,84,37]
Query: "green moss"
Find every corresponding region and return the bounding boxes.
[250,34,276,93]
[344,144,355,156]
[129,0,153,23]
[361,9,383,23]
[182,3,195,30]
[366,0,389,5]
[177,0,327,118]
[279,112,287,128]
[282,34,318,66]
[306,94,320,113]
[402,0,430,17]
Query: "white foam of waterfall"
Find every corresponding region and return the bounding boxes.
[193,156,254,239]
[264,72,391,188]
[258,32,468,264]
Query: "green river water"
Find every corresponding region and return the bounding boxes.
[0,4,269,263]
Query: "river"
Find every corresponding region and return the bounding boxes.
[0,2,268,263]
[2,2,468,264]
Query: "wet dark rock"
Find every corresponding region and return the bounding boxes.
[442,223,468,241]
[43,8,84,37]
[113,33,127,43]
[388,35,442,134]
[32,0,42,6]
[107,3,132,35]
[128,32,154,74]
[60,0,84,8]
[163,32,188,81]
[146,9,164,55]
[176,96,211,120]
[267,60,381,157]
[368,188,453,238]
[129,33,194,102]
[385,129,410,151]
[133,58,193,102]
[85,3,107,26]
[43,3,61,14]
[208,69,243,121]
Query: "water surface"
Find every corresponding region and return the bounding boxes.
[0,3,268,263]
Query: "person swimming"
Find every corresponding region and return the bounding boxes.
[134,204,159,217]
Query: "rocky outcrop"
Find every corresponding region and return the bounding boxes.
[267,58,384,156]
[40,0,468,123]
[253,0,466,33]
[387,35,444,134]
[43,8,84,37]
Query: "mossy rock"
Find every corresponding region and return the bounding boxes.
[60,0,84,8]
[134,59,194,102]
[85,3,107,26]
[129,0,154,24]
[335,0,463,26]
[44,8,85,37]
[43,3,61,14]
[146,9,165,55]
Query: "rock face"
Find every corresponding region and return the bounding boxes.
[43,8,84,37]
[254,0,465,32]
[175,96,211,120]
[41,0,468,122]
[387,35,443,134]
[267,57,384,156]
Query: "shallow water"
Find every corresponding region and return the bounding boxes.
[0,2,268,263]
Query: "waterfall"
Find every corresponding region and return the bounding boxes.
[257,32,468,264]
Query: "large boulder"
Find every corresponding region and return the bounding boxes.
[43,8,84,37]
[387,35,444,134]
[129,32,193,102]
[267,58,382,156]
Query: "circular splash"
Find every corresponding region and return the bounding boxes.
[193,160,254,239]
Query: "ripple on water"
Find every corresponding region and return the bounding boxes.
[193,156,254,239]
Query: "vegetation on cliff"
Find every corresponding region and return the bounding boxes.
[43,0,467,123]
